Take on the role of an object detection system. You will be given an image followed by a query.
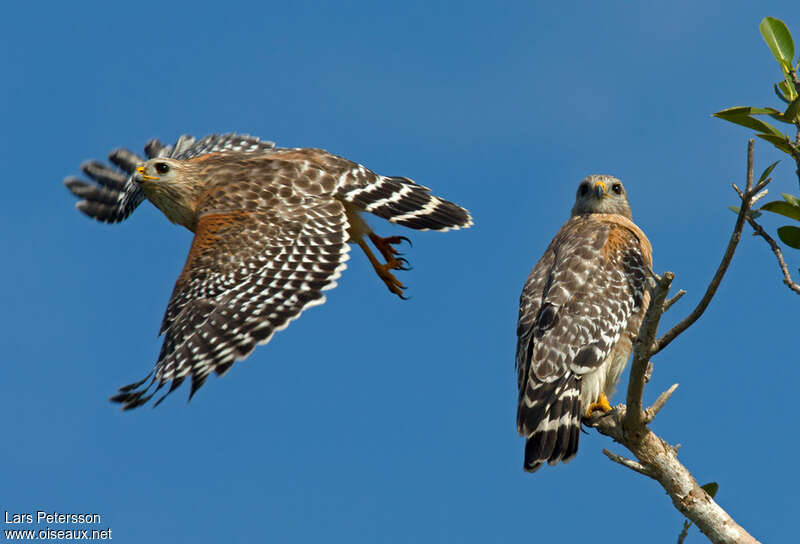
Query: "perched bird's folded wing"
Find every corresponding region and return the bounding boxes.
[515,218,650,471]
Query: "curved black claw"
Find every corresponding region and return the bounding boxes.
[397,236,412,248]
[395,257,411,271]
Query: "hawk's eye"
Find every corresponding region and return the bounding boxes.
[611,183,622,194]
[155,162,170,175]
[578,183,589,196]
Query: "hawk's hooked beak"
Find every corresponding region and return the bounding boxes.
[593,180,607,199]
[136,165,159,181]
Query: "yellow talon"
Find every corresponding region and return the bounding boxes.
[586,393,612,417]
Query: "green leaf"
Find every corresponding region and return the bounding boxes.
[777,225,800,248]
[700,482,719,499]
[761,201,800,221]
[714,106,782,116]
[759,161,780,184]
[784,96,800,122]
[760,17,795,70]
[714,104,798,123]
[713,112,783,136]
[782,193,800,207]
[714,105,790,123]
[756,133,795,154]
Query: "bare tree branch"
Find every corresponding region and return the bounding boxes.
[746,216,800,295]
[644,383,679,424]
[662,290,686,313]
[625,272,673,429]
[654,140,757,356]
[678,520,692,544]
[728,140,800,295]
[602,449,652,477]
[590,406,760,544]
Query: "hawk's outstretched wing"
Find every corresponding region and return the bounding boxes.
[111,169,350,409]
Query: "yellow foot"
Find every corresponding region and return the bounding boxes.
[585,393,612,418]
[357,235,412,299]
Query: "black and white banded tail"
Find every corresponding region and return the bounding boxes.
[517,374,582,473]
[339,175,472,231]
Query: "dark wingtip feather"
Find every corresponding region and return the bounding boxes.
[109,372,162,410]
[66,149,145,224]
[108,148,143,173]
[144,138,166,159]
[187,373,208,402]
[153,377,185,407]
[64,178,93,197]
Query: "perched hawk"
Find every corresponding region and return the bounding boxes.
[515,175,652,473]
[65,133,472,409]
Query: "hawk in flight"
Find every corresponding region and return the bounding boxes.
[515,175,652,472]
[65,133,472,409]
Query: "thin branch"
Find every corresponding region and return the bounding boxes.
[746,216,800,295]
[644,383,679,424]
[750,189,769,204]
[654,140,756,356]
[662,290,686,313]
[732,140,800,295]
[752,176,771,194]
[625,272,673,429]
[751,188,770,205]
[678,520,692,544]
[602,449,653,477]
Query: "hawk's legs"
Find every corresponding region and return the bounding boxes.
[585,393,612,418]
[356,234,411,299]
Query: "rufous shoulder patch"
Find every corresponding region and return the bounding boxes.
[174,210,251,290]
[590,213,653,267]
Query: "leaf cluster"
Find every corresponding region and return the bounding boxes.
[714,17,800,249]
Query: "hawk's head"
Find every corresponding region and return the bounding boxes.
[135,158,180,184]
[570,174,632,219]
[134,158,202,231]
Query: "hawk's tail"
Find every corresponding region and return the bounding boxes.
[339,175,473,231]
[518,374,582,473]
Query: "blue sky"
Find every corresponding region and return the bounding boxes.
[1,1,798,542]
